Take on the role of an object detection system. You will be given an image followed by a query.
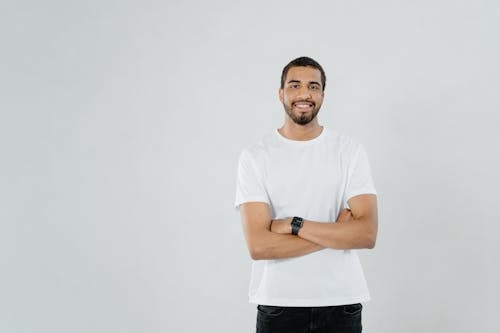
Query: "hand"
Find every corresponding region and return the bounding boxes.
[270,218,292,234]
[336,208,353,224]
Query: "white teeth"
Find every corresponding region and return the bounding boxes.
[295,103,312,108]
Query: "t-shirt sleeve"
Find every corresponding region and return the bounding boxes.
[234,149,270,210]
[344,144,377,203]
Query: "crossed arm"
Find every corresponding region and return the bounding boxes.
[239,194,378,260]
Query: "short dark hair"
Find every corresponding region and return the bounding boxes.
[280,56,326,91]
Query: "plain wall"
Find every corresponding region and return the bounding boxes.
[1,0,499,332]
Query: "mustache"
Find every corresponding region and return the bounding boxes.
[292,100,315,106]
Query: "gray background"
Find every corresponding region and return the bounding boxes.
[1,0,499,332]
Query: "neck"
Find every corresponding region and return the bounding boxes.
[278,119,323,141]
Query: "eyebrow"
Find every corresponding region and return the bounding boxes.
[287,80,321,86]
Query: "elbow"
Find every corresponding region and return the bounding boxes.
[249,249,261,260]
[250,251,266,260]
[366,238,376,249]
[364,230,377,249]
[246,232,271,260]
[249,245,265,260]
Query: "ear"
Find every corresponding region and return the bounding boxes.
[278,88,284,103]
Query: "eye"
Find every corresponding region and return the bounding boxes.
[290,84,300,89]
[310,84,320,90]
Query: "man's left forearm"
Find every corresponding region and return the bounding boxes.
[271,194,378,250]
[298,218,377,249]
[272,217,376,250]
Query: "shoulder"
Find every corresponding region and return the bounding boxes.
[326,129,365,157]
[238,133,276,163]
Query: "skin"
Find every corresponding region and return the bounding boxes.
[240,65,378,260]
[270,194,378,250]
[278,66,325,141]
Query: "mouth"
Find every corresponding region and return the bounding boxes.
[292,101,315,111]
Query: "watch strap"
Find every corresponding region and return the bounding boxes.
[291,216,304,235]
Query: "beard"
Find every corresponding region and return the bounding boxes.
[283,101,321,125]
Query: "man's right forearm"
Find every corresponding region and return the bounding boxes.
[240,202,324,260]
[249,231,323,260]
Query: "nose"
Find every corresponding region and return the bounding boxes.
[297,86,312,99]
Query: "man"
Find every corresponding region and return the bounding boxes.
[234,56,378,333]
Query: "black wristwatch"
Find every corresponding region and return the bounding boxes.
[291,216,304,235]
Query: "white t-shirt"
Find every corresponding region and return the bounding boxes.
[234,127,377,307]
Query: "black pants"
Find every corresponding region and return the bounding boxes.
[256,303,362,333]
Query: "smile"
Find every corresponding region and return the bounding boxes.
[293,101,314,110]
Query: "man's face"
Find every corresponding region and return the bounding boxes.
[279,66,324,125]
